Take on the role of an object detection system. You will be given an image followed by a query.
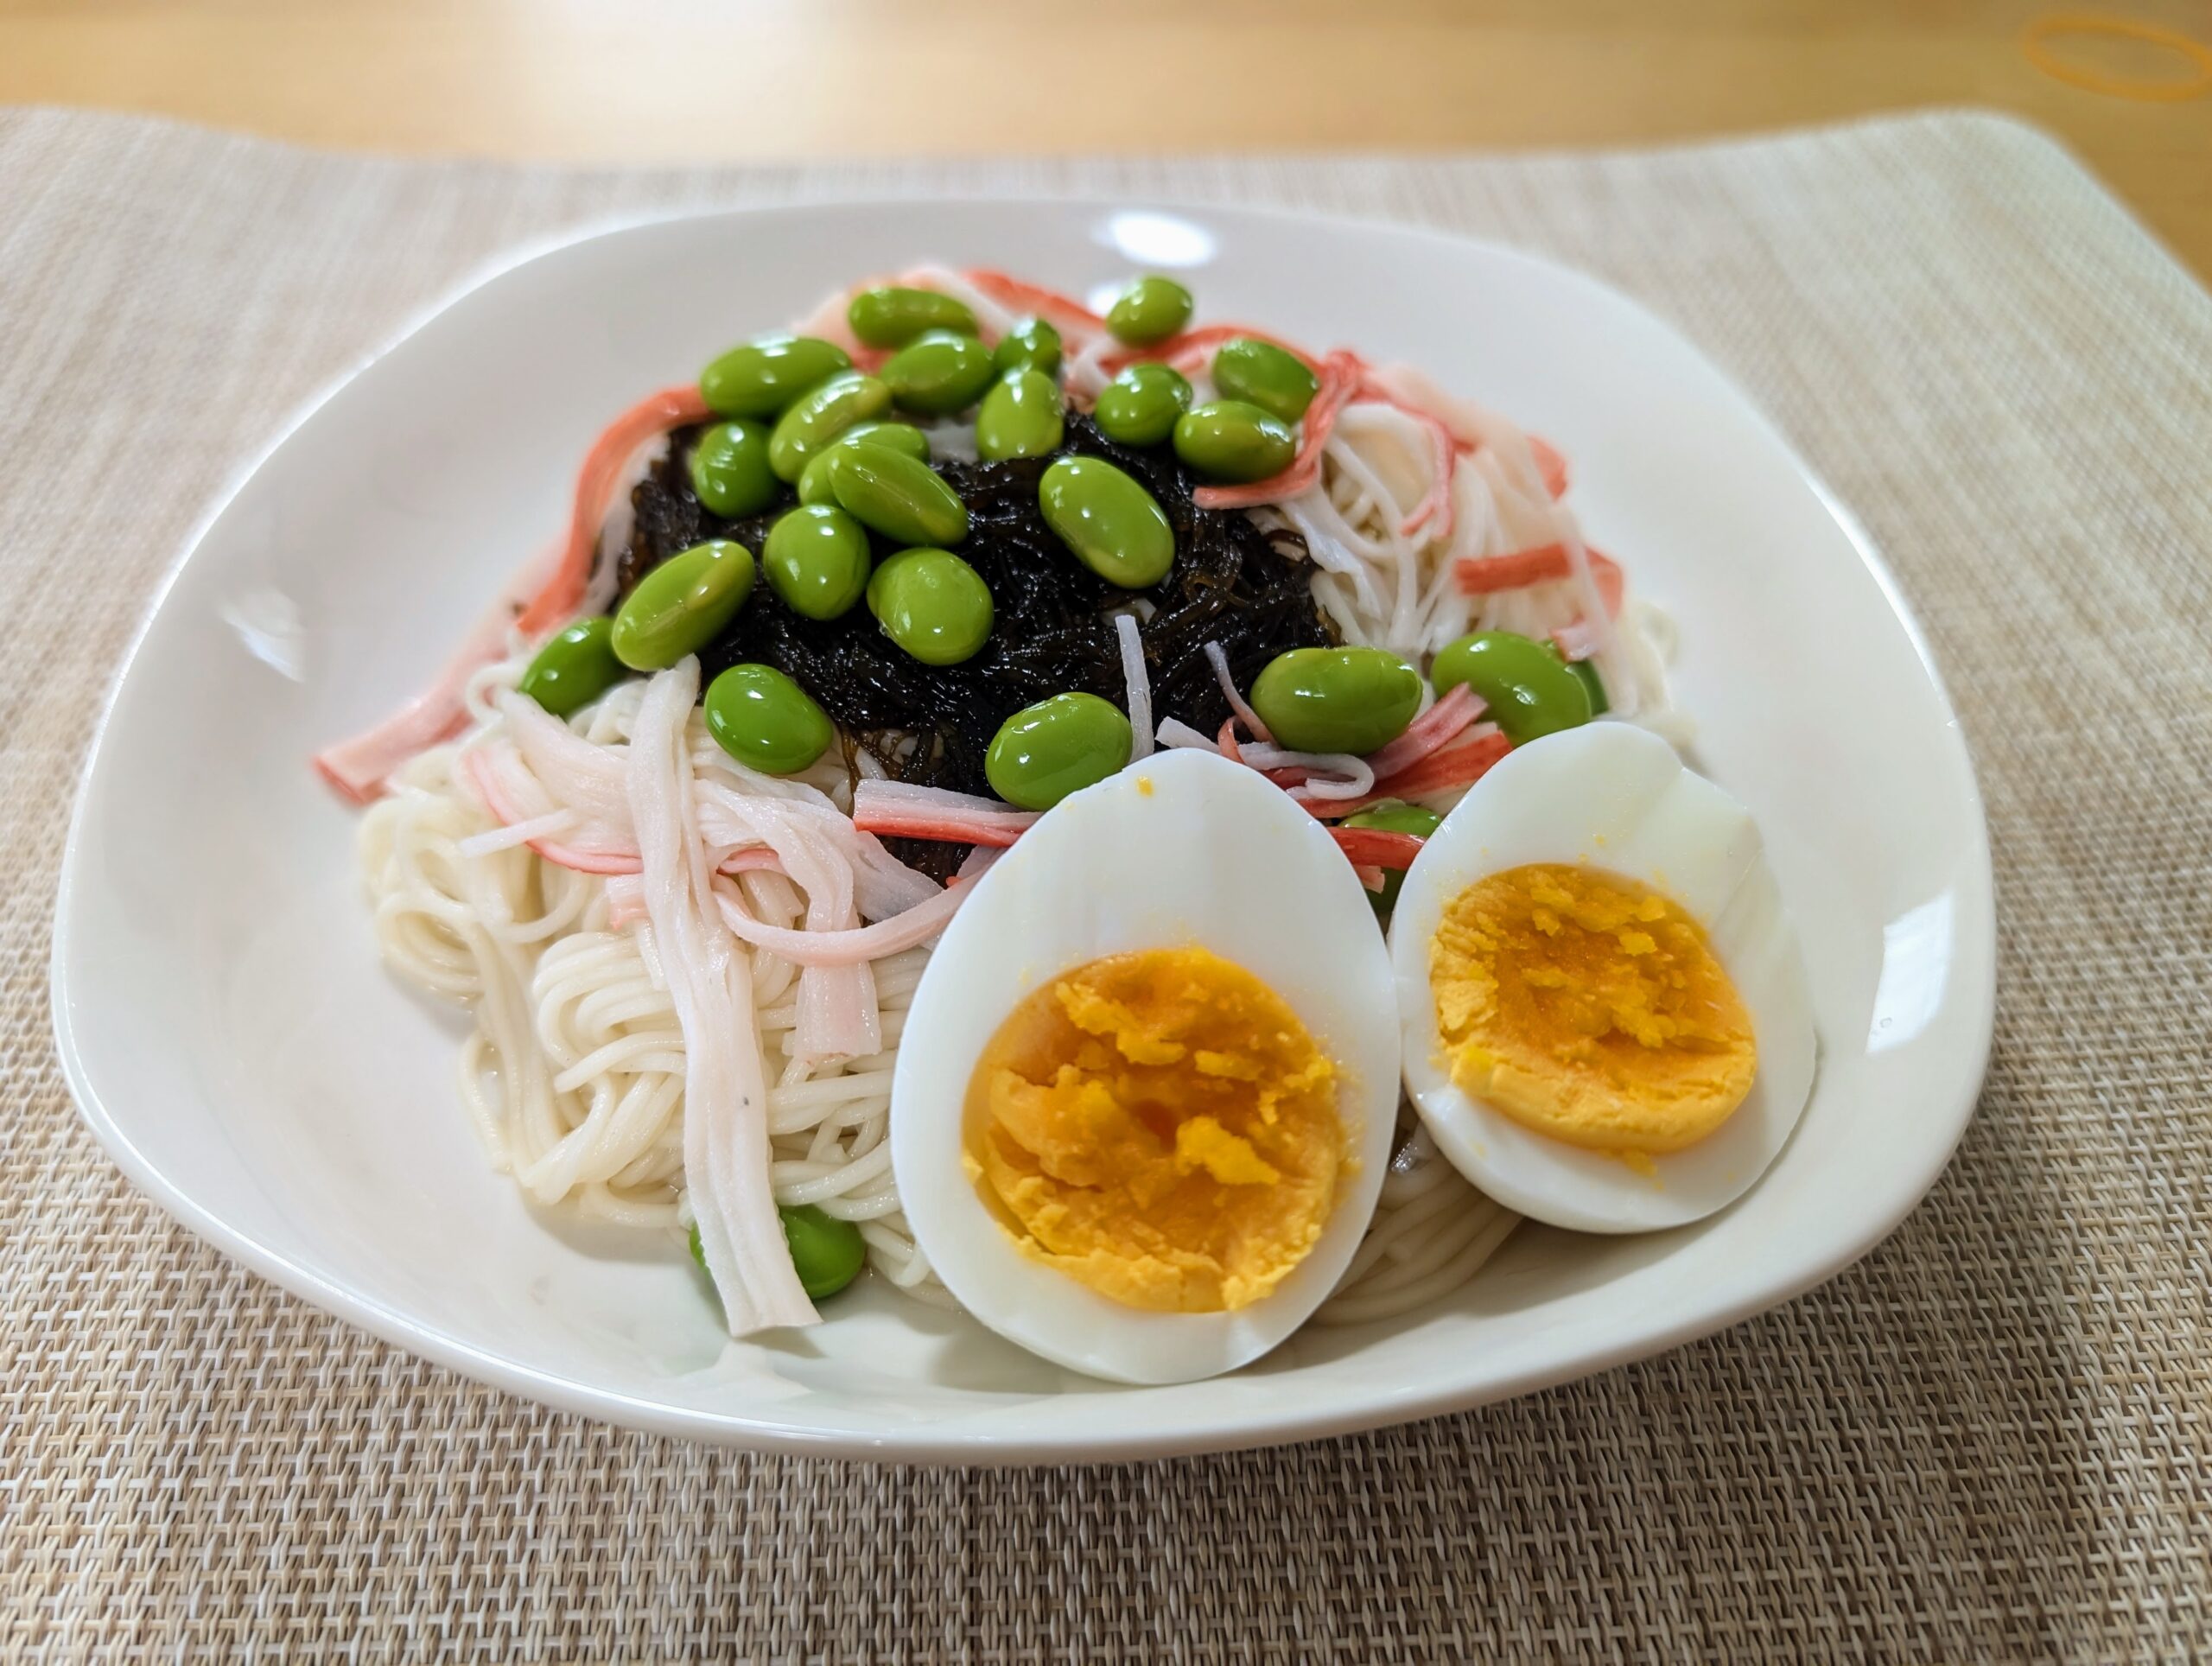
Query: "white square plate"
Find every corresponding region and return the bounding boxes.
[52,200,1993,1463]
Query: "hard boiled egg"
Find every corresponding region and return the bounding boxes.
[1389,722,1815,1232]
[891,747,1401,1384]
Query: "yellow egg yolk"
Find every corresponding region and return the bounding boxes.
[1429,863,1757,1155]
[964,947,1343,1313]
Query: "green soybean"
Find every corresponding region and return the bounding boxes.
[762,505,873,620]
[699,335,853,419]
[1342,800,1442,919]
[1105,275,1193,346]
[1092,362,1192,447]
[610,540,756,671]
[985,692,1134,811]
[690,1206,865,1300]
[867,548,993,665]
[993,315,1062,377]
[781,1204,867,1299]
[826,446,969,547]
[1566,656,1610,716]
[1211,338,1319,423]
[881,330,998,416]
[1173,400,1296,483]
[687,419,778,518]
[976,368,1065,461]
[795,422,931,506]
[848,286,978,348]
[1038,456,1174,588]
[1430,630,1592,746]
[518,615,625,717]
[1249,646,1423,755]
[766,372,893,482]
[704,663,834,775]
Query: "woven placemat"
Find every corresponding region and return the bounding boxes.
[3,106,2209,1660]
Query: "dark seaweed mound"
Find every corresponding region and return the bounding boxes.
[618,415,1337,875]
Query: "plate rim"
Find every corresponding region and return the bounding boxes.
[49,192,1997,1466]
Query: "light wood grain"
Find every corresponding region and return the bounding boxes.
[4,0,2209,276]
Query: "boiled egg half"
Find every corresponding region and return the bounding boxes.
[891,747,1401,1384]
[1389,722,1816,1232]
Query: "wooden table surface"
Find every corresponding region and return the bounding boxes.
[5,0,2209,278]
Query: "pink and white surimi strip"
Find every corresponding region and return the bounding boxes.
[627,660,817,1335]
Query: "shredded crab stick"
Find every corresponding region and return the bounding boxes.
[463,749,639,875]
[1327,826,1427,869]
[714,874,973,970]
[470,702,935,915]
[1319,729,1512,821]
[959,270,1105,338]
[858,794,1430,879]
[849,779,1040,848]
[1191,351,1364,513]
[1362,683,1481,780]
[314,385,710,802]
[627,660,817,1335]
[1458,544,1624,609]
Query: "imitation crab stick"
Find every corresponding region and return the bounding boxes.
[1191,351,1363,512]
[1325,826,1427,870]
[1457,544,1624,610]
[960,270,1105,336]
[1315,730,1513,821]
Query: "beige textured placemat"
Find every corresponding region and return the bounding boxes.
[3,106,2209,1660]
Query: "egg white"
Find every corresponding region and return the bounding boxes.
[890,747,1401,1385]
[1389,722,1817,1233]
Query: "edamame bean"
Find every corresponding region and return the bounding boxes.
[518,615,625,717]
[1430,630,1592,746]
[610,540,755,671]
[1038,456,1174,588]
[687,419,778,518]
[1249,646,1423,754]
[867,548,993,665]
[1566,656,1610,716]
[780,1204,867,1299]
[795,422,931,506]
[993,315,1062,377]
[762,505,873,620]
[839,420,931,457]
[690,1207,865,1300]
[1092,362,1192,447]
[985,692,1134,810]
[1105,275,1193,346]
[699,334,852,418]
[881,331,998,416]
[704,663,834,775]
[1173,400,1296,483]
[1342,799,1441,919]
[766,372,893,482]
[848,286,978,348]
[975,368,1065,461]
[826,446,969,546]
[1211,338,1319,423]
